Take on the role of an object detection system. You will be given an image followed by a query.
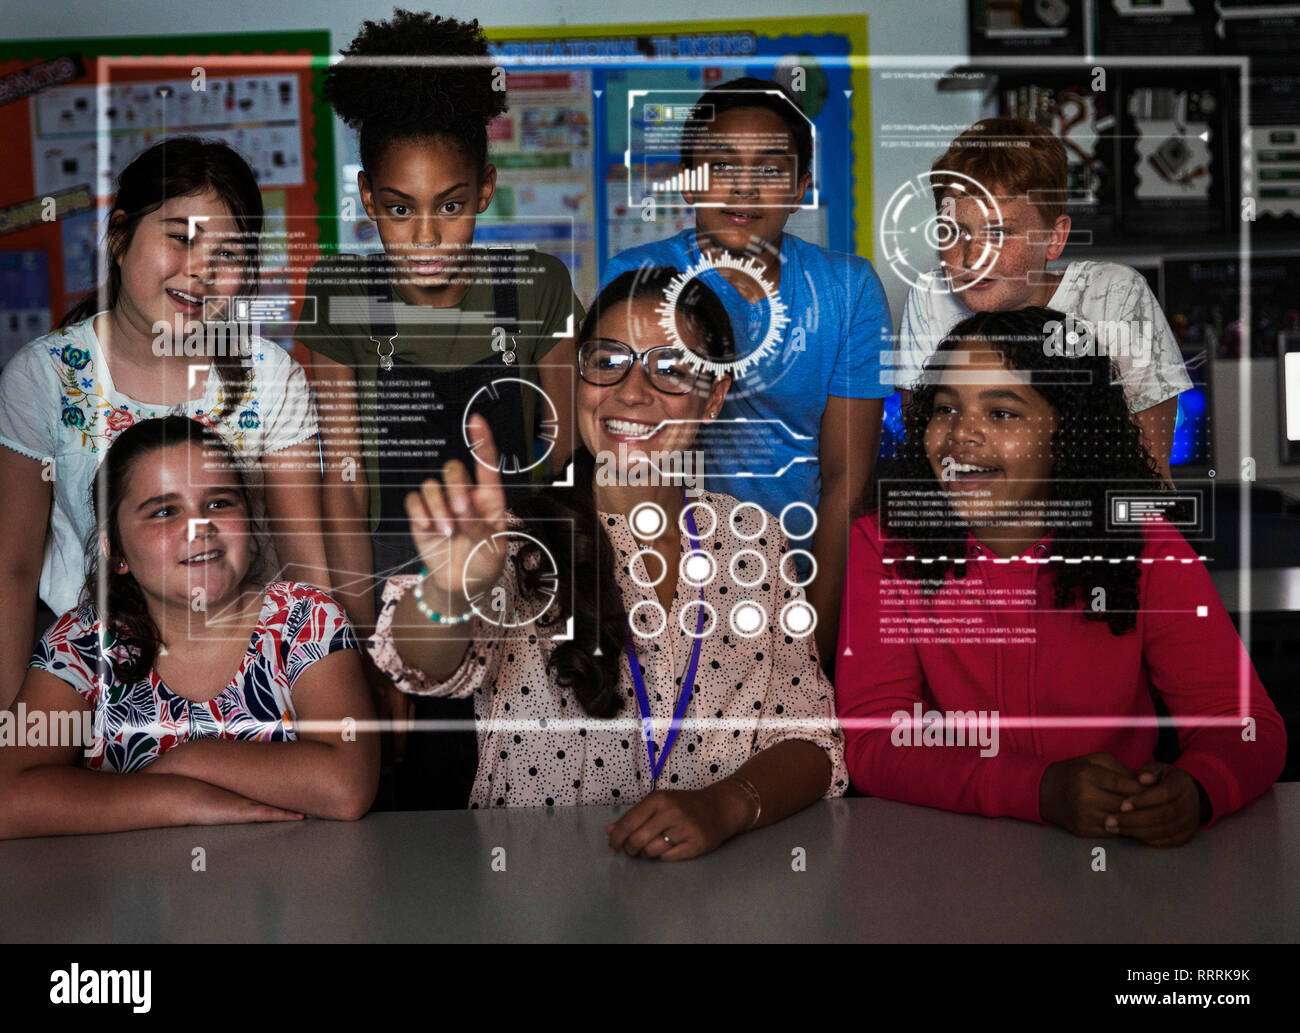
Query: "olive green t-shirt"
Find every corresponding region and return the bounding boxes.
[297,249,582,528]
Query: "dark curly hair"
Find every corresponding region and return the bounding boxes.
[82,415,266,683]
[512,268,735,718]
[871,307,1164,635]
[324,10,507,174]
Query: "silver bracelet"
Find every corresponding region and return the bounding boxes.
[413,568,474,626]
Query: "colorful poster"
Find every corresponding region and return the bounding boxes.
[478,70,597,299]
[0,32,334,345]
[485,16,869,302]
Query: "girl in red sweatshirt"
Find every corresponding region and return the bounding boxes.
[837,307,1285,846]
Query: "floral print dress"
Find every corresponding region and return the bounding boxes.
[30,582,356,772]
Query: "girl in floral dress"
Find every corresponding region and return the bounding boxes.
[0,416,377,838]
[0,137,327,709]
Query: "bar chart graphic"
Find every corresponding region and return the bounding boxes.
[652,163,709,193]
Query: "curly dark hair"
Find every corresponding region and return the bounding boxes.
[511,268,735,718]
[324,10,507,174]
[871,307,1164,635]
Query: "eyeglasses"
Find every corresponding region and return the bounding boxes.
[577,338,705,395]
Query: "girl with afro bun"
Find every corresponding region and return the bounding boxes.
[836,307,1285,847]
[295,10,582,810]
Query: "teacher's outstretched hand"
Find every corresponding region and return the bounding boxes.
[406,415,510,605]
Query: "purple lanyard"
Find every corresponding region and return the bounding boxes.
[619,500,704,789]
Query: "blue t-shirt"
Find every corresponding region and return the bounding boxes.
[601,228,892,519]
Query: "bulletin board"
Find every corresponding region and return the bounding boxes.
[478,16,870,302]
[0,31,335,363]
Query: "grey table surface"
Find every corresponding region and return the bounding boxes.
[2,787,1296,943]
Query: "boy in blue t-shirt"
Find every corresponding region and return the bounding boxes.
[602,77,892,663]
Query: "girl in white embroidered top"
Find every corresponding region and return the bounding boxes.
[0,137,329,709]
[369,268,847,860]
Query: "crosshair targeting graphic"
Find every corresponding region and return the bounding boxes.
[656,253,790,379]
[464,530,560,627]
[878,170,1004,293]
[463,378,559,475]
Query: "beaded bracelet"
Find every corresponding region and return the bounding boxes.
[413,567,474,626]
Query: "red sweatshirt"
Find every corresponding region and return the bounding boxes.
[836,513,1286,825]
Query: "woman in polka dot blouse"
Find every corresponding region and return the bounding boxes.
[369,268,847,859]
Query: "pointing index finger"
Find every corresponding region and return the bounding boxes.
[466,415,508,524]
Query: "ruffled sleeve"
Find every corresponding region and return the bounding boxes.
[368,555,524,701]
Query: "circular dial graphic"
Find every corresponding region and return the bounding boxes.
[879,170,1003,294]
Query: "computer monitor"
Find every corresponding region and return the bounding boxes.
[1162,255,1300,361]
[880,391,905,460]
[1171,346,1213,471]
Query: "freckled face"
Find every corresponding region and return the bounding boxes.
[936,186,1069,312]
[923,340,1059,526]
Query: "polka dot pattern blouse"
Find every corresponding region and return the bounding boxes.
[369,491,848,809]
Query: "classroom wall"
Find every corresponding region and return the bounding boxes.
[3,0,975,331]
